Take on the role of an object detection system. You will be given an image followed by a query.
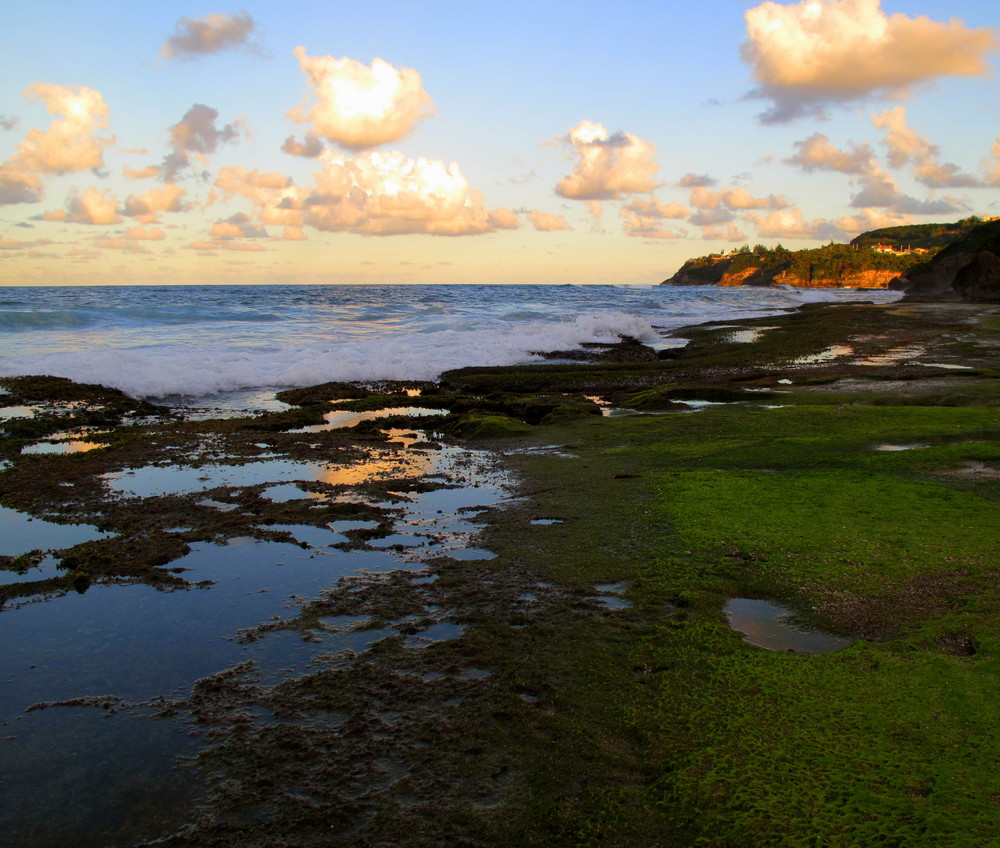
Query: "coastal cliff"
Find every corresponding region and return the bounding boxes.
[662,217,994,290]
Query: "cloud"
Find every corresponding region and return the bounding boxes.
[160,12,260,60]
[985,134,1000,186]
[871,106,982,188]
[0,84,114,204]
[689,209,735,227]
[124,226,166,240]
[94,238,151,253]
[210,212,269,239]
[689,186,789,210]
[528,210,571,231]
[784,129,959,215]
[120,184,188,223]
[835,207,912,234]
[42,186,122,224]
[1,115,19,131]
[487,207,520,229]
[784,133,875,174]
[555,120,659,200]
[289,47,433,151]
[124,165,160,180]
[281,134,325,158]
[182,239,267,252]
[161,104,243,182]
[742,0,1000,122]
[678,173,717,188]
[701,223,748,241]
[620,196,689,240]
[745,208,844,239]
[303,151,505,236]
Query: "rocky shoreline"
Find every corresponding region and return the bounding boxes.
[2,295,999,846]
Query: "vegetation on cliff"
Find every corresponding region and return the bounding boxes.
[664,217,993,289]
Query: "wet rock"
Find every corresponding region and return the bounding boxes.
[952,250,1000,303]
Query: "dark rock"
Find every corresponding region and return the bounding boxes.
[894,252,967,300]
[952,250,1000,303]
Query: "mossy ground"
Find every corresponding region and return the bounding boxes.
[468,305,1000,846]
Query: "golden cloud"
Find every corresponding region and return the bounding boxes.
[527,210,571,232]
[0,84,113,204]
[120,185,188,224]
[743,0,999,122]
[289,47,433,151]
[556,121,660,200]
[871,107,981,188]
[745,208,843,239]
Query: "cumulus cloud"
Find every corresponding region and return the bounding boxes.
[161,104,243,182]
[0,84,114,204]
[42,186,122,224]
[281,134,325,158]
[124,226,166,240]
[678,173,717,188]
[620,197,688,239]
[745,208,844,240]
[289,47,433,151]
[689,186,789,210]
[487,207,520,229]
[985,134,1000,186]
[690,209,735,227]
[784,133,875,174]
[835,207,912,234]
[701,223,748,241]
[555,120,660,200]
[210,211,269,239]
[1,115,19,131]
[784,129,959,215]
[160,12,260,60]
[527,210,571,232]
[871,106,982,188]
[742,0,1000,122]
[123,164,161,180]
[120,184,188,224]
[301,150,510,236]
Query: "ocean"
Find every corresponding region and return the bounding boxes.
[0,284,901,401]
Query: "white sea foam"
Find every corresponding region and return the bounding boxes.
[0,284,901,400]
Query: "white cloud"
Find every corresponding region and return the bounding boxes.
[555,120,660,200]
[742,0,1000,122]
[528,210,571,232]
[160,12,260,60]
[289,47,433,151]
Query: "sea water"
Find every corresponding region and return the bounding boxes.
[0,284,900,401]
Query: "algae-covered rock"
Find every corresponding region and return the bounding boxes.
[445,412,534,439]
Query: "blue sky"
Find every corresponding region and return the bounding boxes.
[1,0,998,285]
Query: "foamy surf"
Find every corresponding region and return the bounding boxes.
[0,284,901,400]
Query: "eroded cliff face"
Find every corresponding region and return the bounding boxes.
[713,267,900,288]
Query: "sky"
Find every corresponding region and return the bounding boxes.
[1,0,999,286]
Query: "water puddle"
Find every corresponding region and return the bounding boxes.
[530,518,563,525]
[0,505,112,557]
[724,598,853,653]
[22,439,106,455]
[0,405,37,420]
[793,345,854,365]
[592,581,632,610]
[875,443,928,452]
[854,345,926,366]
[290,406,448,433]
[920,362,975,371]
